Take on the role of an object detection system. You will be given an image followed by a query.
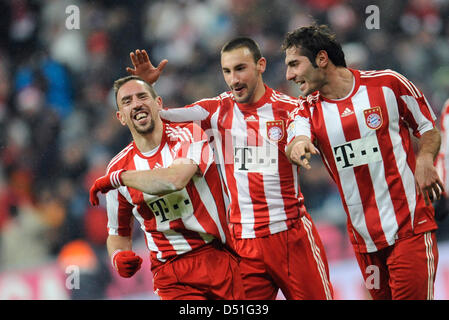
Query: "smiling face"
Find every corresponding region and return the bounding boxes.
[116,79,162,136]
[285,46,327,96]
[221,47,266,104]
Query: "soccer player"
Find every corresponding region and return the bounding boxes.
[283,24,442,300]
[89,75,246,300]
[125,38,333,300]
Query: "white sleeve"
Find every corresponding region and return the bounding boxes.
[106,188,134,236]
[159,104,210,122]
[186,139,213,175]
[106,189,120,236]
[287,115,312,145]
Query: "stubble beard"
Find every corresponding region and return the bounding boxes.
[134,118,155,135]
[234,85,255,104]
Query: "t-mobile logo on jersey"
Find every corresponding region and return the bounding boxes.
[148,198,171,223]
[332,135,382,171]
[234,146,278,173]
[146,189,194,224]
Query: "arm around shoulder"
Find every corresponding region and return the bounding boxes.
[120,159,199,195]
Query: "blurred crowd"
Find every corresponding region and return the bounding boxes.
[1,0,449,297]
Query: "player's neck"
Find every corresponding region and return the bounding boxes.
[133,119,164,153]
[241,79,266,106]
[319,67,354,100]
[252,80,266,103]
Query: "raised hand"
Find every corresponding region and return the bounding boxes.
[126,49,168,85]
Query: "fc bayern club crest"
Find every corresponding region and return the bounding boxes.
[266,120,284,142]
[364,106,383,130]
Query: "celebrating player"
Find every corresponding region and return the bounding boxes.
[283,24,442,300]
[89,75,246,300]
[126,38,333,300]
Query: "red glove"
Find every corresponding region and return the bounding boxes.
[89,169,126,206]
[111,250,143,278]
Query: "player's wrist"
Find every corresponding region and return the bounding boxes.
[110,169,126,188]
[293,138,309,148]
[416,152,435,164]
[111,249,123,270]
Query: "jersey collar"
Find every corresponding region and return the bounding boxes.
[319,68,360,104]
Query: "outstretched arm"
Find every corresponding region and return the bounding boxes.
[126,49,168,85]
[286,135,320,170]
[415,128,445,205]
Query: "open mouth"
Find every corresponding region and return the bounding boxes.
[233,85,246,95]
[133,111,149,123]
[297,80,306,91]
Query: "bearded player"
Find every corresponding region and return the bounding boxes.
[89,75,246,300]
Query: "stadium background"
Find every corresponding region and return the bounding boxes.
[0,0,449,299]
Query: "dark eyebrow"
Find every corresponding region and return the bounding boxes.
[222,63,247,71]
[120,94,132,103]
[286,59,299,67]
[120,91,149,103]
[234,63,246,69]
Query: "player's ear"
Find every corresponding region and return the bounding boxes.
[257,57,267,73]
[315,50,329,68]
[155,96,163,110]
[116,110,126,126]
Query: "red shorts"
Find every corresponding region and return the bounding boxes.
[354,231,438,300]
[232,213,333,300]
[152,242,246,300]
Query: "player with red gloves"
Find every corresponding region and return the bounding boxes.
[91,169,144,278]
[89,75,245,300]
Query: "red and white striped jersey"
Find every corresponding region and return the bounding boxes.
[160,85,306,239]
[436,100,449,192]
[105,122,231,272]
[287,69,438,253]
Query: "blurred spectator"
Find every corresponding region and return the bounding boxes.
[0,168,62,269]
[14,52,74,120]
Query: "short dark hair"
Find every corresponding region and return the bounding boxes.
[113,75,158,109]
[221,37,262,63]
[282,24,346,68]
